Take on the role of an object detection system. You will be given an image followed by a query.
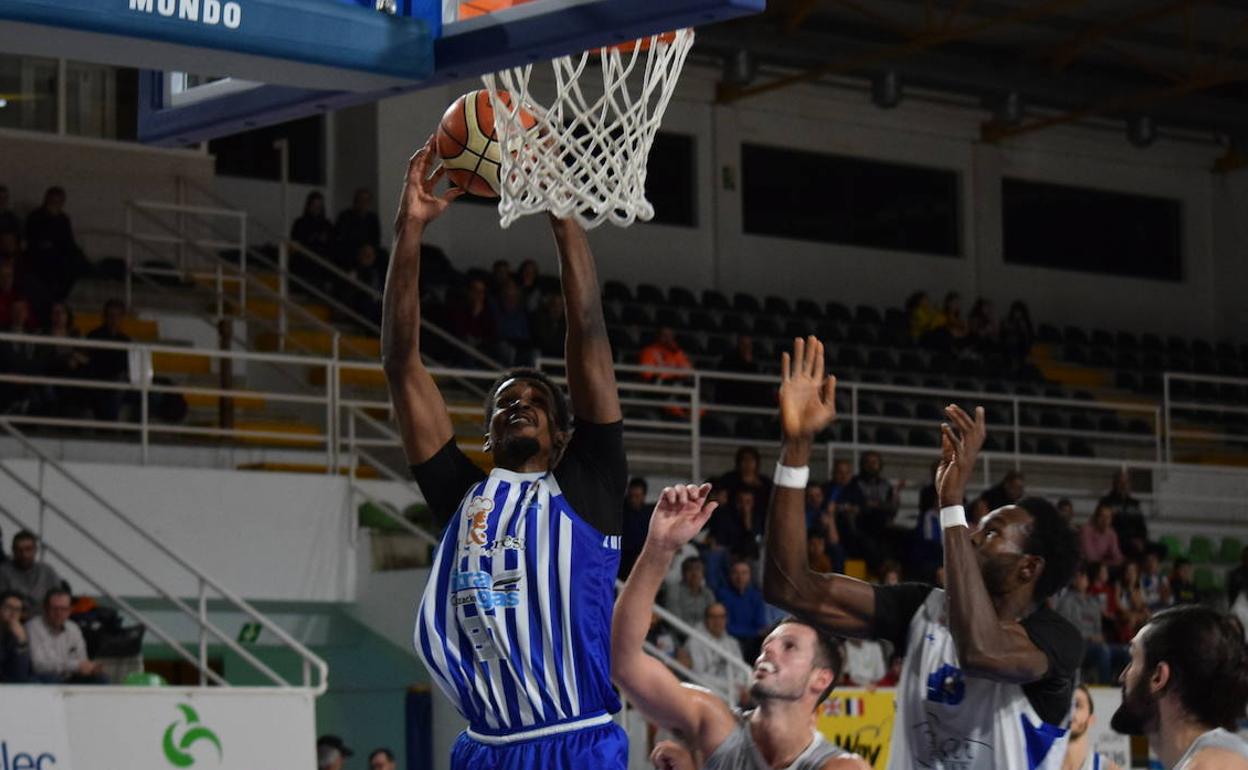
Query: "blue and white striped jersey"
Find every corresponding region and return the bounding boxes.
[410,422,627,737]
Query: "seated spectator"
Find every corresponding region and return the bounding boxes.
[1111,560,1150,643]
[664,555,715,628]
[0,590,32,683]
[967,298,1000,349]
[804,482,826,531]
[317,735,353,770]
[1169,558,1198,604]
[27,587,107,684]
[1098,471,1149,561]
[1000,300,1034,365]
[716,559,767,662]
[923,291,967,350]
[367,748,396,770]
[84,299,132,421]
[980,469,1024,512]
[1080,503,1125,567]
[1055,567,1122,685]
[24,186,87,303]
[491,279,533,367]
[619,477,650,578]
[334,188,381,267]
[42,301,88,416]
[844,451,899,563]
[489,259,512,296]
[681,602,747,703]
[0,531,63,615]
[345,243,384,324]
[639,327,693,384]
[1227,545,1248,607]
[806,528,833,573]
[1139,551,1171,611]
[290,191,335,286]
[905,291,940,341]
[841,637,887,687]
[877,560,902,586]
[448,278,497,364]
[708,487,759,559]
[716,335,771,406]
[823,459,867,559]
[1056,498,1075,525]
[876,654,904,687]
[1086,561,1113,618]
[516,259,542,314]
[661,538,701,597]
[646,610,679,659]
[719,446,773,505]
[0,185,19,238]
[0,298,43,413]
[529,293,565,359]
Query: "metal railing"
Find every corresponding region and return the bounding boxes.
[1163,371,1248,463]
[0,420,328,693]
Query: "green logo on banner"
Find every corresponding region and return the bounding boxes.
[162,704,223,767]
[238,622,262,644]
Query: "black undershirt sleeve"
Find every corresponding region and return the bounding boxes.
[1020,606,1085,725]
[553,419,628,537]
[871,582,935,651]
[409,439,488,533]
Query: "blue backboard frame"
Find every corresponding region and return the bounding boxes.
[135,0,765,145]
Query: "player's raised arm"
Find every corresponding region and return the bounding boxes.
[381,138,465,465]
[938,405,1051,682]
[611,483,735,749]
[763,337,877,638]
[549,216,621,424]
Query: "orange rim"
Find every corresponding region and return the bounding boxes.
[594,30,679,55]
[456,0,538,19]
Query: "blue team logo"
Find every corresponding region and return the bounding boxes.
[925,664,966,706]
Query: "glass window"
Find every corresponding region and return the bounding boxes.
[66,62,138,140]
[0,53,57,134]
[209,115,326,185]
[1002,178,1182,281]
[742,143,961,257]
[645,131,697,227]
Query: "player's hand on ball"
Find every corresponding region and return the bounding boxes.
[779,336,837,441]
[936,404,987,507]
[648,483,717,552]
[398,135,463,230]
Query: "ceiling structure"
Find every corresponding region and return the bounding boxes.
[696,0,1248,164]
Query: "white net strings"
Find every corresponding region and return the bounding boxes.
[482,28,695,229]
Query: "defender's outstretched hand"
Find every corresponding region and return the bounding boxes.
[936,404,987,508]
[397,136,463,231]
[779,336,838,442]
[647,483,718,552]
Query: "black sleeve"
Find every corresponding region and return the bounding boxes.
[553,420,628,536]
[871,582,935,651]
[410,439,488,532]
[1020,606,1085,725]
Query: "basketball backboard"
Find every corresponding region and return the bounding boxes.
[0,0,762,145]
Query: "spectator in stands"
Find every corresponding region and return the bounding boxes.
[980,469,1024,512]
[1080,503,1125,567]
[1169,558,1198,604]
[0,298,44,413]
[27,588,107,684]
[491,279,533,367]
[1055,567,1117,684]
[84,299,132,421]
[0,185,20,238]
[719,446,773,504]
[708,487,759,560]
[1056,498,1075,525]
[806,528,833,573]
[938,291,968,346]
[516,259,542,314]
[334,188,381,266]
[0,531,63,615]
[316,736,352,770]
[646,610,680,659]
[804,482,826,530]
[24,186,86,304]
[716,335,770,406]
[619,477,650,578]
[1098,471,1149,561]
[0,258,25,330]
[716,559,767,662]
[290,191,335,288]
[905,291,940,342]
[681,602,747,703]
[639,326,693,383]
[0,590,32,683]
[345,242,384,324]
[41,302,87,416]
[967,298,1000,350]
[489,259,512,297]
[665,555,715,628]
[844,451,898,558]
[367,747,396,770]
[1139,551,1171,610]
[529,292,565,359]
[1227,545,1248,606]
[448,277,497,364]
[841,637,887,687]
[878,560,902,586]
[1001,300,1034,365]
[1111,561,1150,643]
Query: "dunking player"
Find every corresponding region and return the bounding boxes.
[383,139,627,768]
[1110,605,1248,770]
[612,481,869,770]
[764,337,1083,770]
[1061,685,1122,770]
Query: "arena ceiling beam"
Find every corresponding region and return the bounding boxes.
[1048,0,1208,72]
[716,0,1084,103]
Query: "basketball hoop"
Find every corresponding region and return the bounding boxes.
[482,28,695,229]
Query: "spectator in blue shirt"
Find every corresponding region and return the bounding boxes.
[716,558,767,664]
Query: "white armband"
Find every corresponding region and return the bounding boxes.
[774,463,810,490]
[940,505,968,530]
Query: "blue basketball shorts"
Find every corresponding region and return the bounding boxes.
[450,716,627,770]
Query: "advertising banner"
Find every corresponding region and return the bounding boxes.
[0,686,315,770]
[816,689,897,769]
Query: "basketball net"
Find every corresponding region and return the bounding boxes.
[482,28,695,229]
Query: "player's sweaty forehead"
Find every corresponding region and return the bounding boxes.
[493,377,554,410]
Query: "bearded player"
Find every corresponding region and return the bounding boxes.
[764,336,1083,770]
[383,139,627,768]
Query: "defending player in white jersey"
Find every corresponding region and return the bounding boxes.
[611,481,869,770]
[764,337,1084,770]
[384,140,628,768]
[1110,605,1248,770]
[1061,685,1122,770]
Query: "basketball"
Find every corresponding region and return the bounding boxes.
[436,89,534,198]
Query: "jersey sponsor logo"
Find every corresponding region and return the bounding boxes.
[128,0,243,30]
[450,569,524,612]
[464,496,495,546]
[926,663,966,706]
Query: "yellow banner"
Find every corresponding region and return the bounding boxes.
[815,688,896,769]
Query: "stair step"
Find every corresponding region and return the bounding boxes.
[256,330,380,358]
[309,367,386,388]
[151,350,211,375]
[237,461,380,478]
[241,299,332,323]
[183,392,267,410]
[231,420,323,447]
